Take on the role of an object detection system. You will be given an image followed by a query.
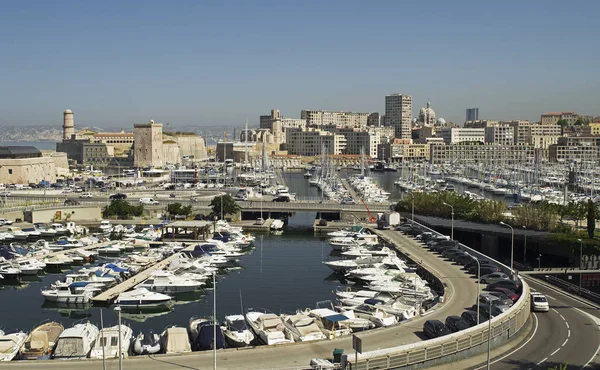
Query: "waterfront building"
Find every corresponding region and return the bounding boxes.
[385,94,412,140]
[541,111,578,125]
[437,127,485,145]
[133,120,164,168]
[0,146,69,184]
[285,127,346,156]
[378,140,433,162]
[484,126,514,146]
[549,144,598,163]
[529,125,562,149]
[301,109,369,129]
[430,143,538,165]
[466,108,479,122]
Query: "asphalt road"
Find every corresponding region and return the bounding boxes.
[0,229,482,369]
[471,277,600,370]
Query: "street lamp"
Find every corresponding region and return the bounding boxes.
[537,254,542,269]
[578,238,583,295]
[442,202,454,240]
[114,305,122,370]
[522,226,527,264]
[499,221,514,277]
[407,192,415,224]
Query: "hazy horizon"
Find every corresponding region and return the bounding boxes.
[1,1,599,127]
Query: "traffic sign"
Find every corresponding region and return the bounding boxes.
[352,334,362,354]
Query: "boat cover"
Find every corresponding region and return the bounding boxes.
[324,314,350,323]
[105,264,128,273]
[364,298,385,305]
[193,322,225,351]
[164,327,191,353]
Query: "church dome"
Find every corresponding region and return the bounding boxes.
[418,101,436,125]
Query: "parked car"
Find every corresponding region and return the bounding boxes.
[395,223,413,232]
[445,316,471,333]
[340,198,356,205]
[489,287,519,302]
[480,272,510,284]
[450,251,471,262]
[0,191,12,197]
[0,218,13,226]
[64,199,80,206]
[272,196,290,202]
[79,192,93,198]
[470,304,491,321]
[109,193,127,200]
[377,219,390,230]
[530,293,550,312]
[441,248,463,259]
[423,320,451,339]
[461,310,486,327]
[455,254,476,266]
[468,265,501,275]
[415,231,434,240]
[488,291,514,307]
[487,280,522,294]
[254,218,265,225]
[478,293,501,306]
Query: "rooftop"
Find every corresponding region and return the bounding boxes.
[167,220,212,228]
[0,146,42,159]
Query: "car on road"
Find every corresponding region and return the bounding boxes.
[272,196,290,202]
[340,198,356,205]
[489,287,519,302]
[445,316,470,333]
[109,193,127,200]
[64,199,80,206]
[139,197,160,205]
[461,310,487,327]
[530,293,549,312]
[0,191,12,197]
[0,218,13,226]
[79,192,93,198]
[423,320,451,339]
[487,280,522,294]
[480,272,510,284]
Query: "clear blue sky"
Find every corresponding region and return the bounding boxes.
[1,0,598,128]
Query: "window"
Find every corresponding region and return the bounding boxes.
[8,169,12,174]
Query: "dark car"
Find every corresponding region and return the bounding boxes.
[445,316,471,333]
[450,251,470,262]
[272,196,290,202]
[487,280,522,294]
[469,265,501,276]
[441,248,462,259]
[455,254,476,266]
[469,304,491,321]
[64,199,80,206]
[461,310,487,326]
[423,320,452,339]
[377,219,390,230]
[109,193,127,200]
[489,287,520,302]
[464,259,494,271]
[488,291,514,307]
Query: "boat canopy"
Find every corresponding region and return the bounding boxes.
[105,263,128,273]
[324,314,350,323]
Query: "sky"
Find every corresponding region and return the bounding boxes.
[0,0,598,129]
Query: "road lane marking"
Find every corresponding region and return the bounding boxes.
[572,306,600,369]
[562,338,569,347]
[551,308,559,314]
[568,329,571,338]
[537,357,548,364]
[560,314,566,321]
[550,348,561,356]
[546,294,556,300]
[566,322,570,329]
[473,313,539,370]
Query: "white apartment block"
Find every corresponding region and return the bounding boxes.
[549,145,598,163]
[484,126,514,146]
[301,110,369,129]
[285,127,346,156]
[430,144,538,165]
[437,127,485,144]
[505,120,531,145]
[385,94,412,139]
[541,112,578,125]
[260,109,306,130]
[529,125,562,149]
[464,120,500,128]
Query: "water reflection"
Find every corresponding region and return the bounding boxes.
[42,301,93,320]
[120,306,173,323]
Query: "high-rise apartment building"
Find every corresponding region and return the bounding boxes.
[466,108,479,122]
[385,94,412,140]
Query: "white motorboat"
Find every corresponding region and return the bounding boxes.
[33,223,57,238]
[50,223,68,236]
[323,256,383,273]
[221,314,254,348]
[41,283,94,304]
[43,254,73,271]
[328,237,362,251]
[20,322,64,360]
[327,226,365,238]
[90,325,133,359]
[6,227,28,241]
[303,308,353,339]
[270,219,284,232]
[116,288,172,308]
[132,331,161,355]
[336,309,376,331]
[0,332,27,361]
[136,270,203,293]
[282,313,327,342]
[0,260,21,279]
[22,227,43,239]
[15,258,45,275]
[99,220,113,234]
[245,311,294,345]
[341,302,398,327]
[52,322,99,359]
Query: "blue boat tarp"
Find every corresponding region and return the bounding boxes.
[324,314,349,322]
[56,239,69,245]
[193,322,225,351]
[69,281,91,288]
[105,264,128,272]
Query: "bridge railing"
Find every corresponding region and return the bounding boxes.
[350,222,531,369]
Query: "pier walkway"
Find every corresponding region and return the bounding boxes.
[92,244,195,305]
[3,229,481,370]
[341,178,360,203]
[31,241,112,260]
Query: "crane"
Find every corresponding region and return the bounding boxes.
[360,198,377,223]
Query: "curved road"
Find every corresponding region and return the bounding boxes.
[2,229,482,369]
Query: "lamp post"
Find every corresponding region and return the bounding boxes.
[408,192,415,224]
[499,222,514,277]
[442,202,454,240]
[537,254,542,269]
[522,225,527,264]
[578,238,583,295]
[114,305,122,370]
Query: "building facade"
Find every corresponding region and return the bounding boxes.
[529,125,562,149]
[133,120,163,168]
[285,127,346,156]
[549,145,598,163]
[301,110,369,129]
[378,142,432,162]
[484,126,514,146]
[437,128,485,144]
[466,108,479,122]
[385,94,412,139]
[430,144,538,165]
[582,123,600,136]
[0,146,62,184]
[541,112,578,125]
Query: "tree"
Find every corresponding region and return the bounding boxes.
[574,118,585,126]
[556,119,569,127]
[167,202,193,217]
[587,199,596,239]
[210,194,240,219]
[103,199,144,220]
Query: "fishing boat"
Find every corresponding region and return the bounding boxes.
[20,322,64,360]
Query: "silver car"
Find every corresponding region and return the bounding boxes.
[480,272,509,284]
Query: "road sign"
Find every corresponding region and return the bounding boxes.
[352,334,362,354]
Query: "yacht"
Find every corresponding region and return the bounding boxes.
[303,308,353,339]
[41,283,94,303]
[22,227,43,239]
[0,260,21,279]
[90,325,133,359]
[50,223,68,236]
[328,237,362,251]
[15,258,45,276]
[282,313,327,342]
[20,322,64,360]
[52,322,99,359]
[0,332,27,361]
[341,302,398,327]
[245,310,294,345]
[99,220,113,234]
[136,271,203,293]
[116,288,172,308]
[327,225,365,238]
[270,219,284,232]
[132,331,161,355]
[221,314,254,348]
[6,227,29,241]
[33,223,57,238]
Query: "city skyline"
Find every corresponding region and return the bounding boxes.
[1,1,598,128]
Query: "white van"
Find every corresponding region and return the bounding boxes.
[530,292,549,312]
[139,198,160,205]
